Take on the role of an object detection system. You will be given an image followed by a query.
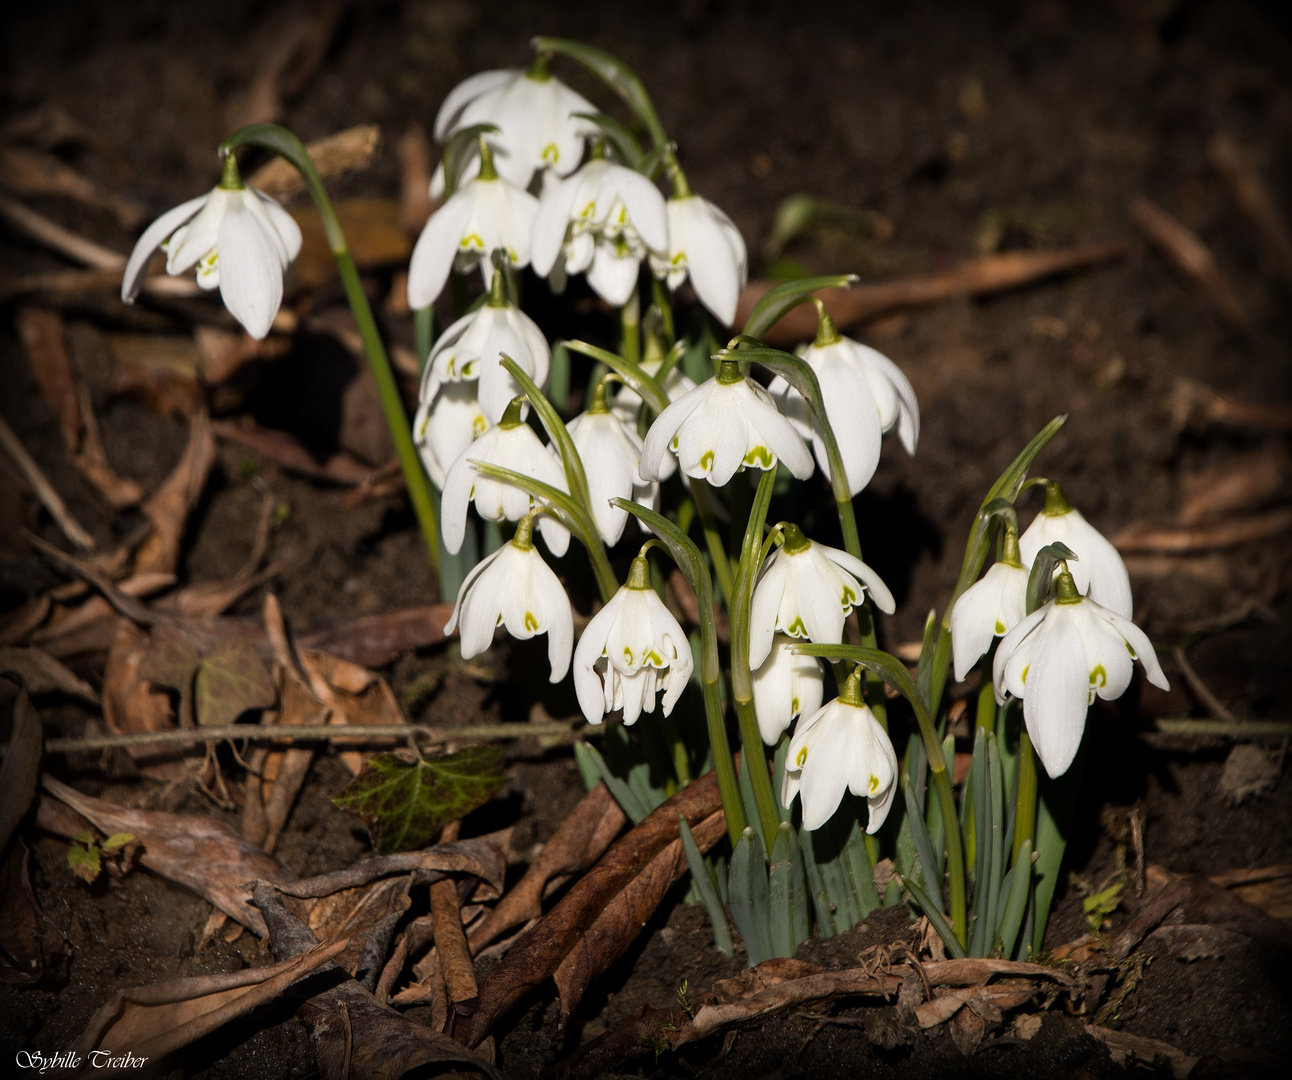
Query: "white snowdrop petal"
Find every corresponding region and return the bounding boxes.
[122,193,209,301]
[408,193,475,308]
[434,68,514,141]
[216,203,283,340]
[1024,609,1091,779]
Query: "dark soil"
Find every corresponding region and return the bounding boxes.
[2,1,1291,1077]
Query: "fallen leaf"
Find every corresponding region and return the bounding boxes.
[468,782,626,954]
[41,775,293,936]
[0,689,43,852]
[0,839,68,985]
[134,410,216,575]
[1085,1025,1197,1080]
[106,620,188,781]
[251,882,503,1080]
[0,645,98,702]
[300,876,411,988]
[106,333,206,418]
[211,418,372,484]
[68,939,349,1065]
[299,604,455,667]
[333,747,507,854]
[466,768,723,1048]
[300,648,405,775]
[194,637,276,727]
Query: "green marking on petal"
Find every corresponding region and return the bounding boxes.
[542,142,559,164]
[1020,664,1029,685]
[645,649,663,666]
[472,416,487,437]
[743,445,772,467]
[869,774,879,794]
[841,585,857,608]
[671,435,680,450]
[796,747,808,768]
[495,614,504,626]
[699,449,714,471]
[1125,640,1138,659]
[995,619,1007,634]
[671,252,685,267]
[786,617,806,637]
[1090,664,1107,688]
[791,696,799,713]
[461,233,485,250]
[623,645,634,664]
[578,200,596,219]
[524,611,539,632]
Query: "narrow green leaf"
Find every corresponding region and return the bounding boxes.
[548,341,571,413]
[533,37,667,148]
[577,740,649,824]
[562,339,669,414]
[998,839,1032,958]
[573,741,601,792]
[842,816,881,919]
[903,775,944,914]
[737,752,762,847]
[740,275,857,340]
[1025,540,1078,615]
[499,356,592,518]
[571,111,644,168]
[1032,745,1082,955]
[729,828,773,965]
[768,822,798,958]
[440,122,500,197]
[679,816,734,956]
[332,747,507,853]
[985,732,1007,949]
[902,875,967,959]
[194,637,275,728]
[798,827,836,937]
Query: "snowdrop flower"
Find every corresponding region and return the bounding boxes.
[994,562,1168,778]
[649,193,747,325]
[412,382,487,489]
[425,270,550,423]
[768,307,919,496]
[639,360,813,487]
[608,349,696,483]
[1019,481,1132,619]
[121,155,301,340]
[752,634,825,745]
[446,511,573,682]
[441,398,570,556]
[749,525,895,669]
[950,523,1029,681]
[532,154,668,306]
[566,381,656,545]
[408,142,539,308]
[573,552,693,725]
[432,58,596,192]
[782,668,899,832]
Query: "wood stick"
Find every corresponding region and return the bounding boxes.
[430,820,478,1036]
[0,415,95,550]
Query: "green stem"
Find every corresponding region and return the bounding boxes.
[1012,726,1038,865]
[691,482,734,606]
[414,306,434,374]
[219,124,439,572]
[976,646,998,734]
[621,284,640,367]
[734,699,779,846]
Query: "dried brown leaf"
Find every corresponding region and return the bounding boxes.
[68,938,349,1064]
[466,768,724,1047]
[105,619,188,781]
[0,690,43,851]
[298,604,456,668]
[1114,508,1292,554]
[211,418,372,484]
[0,839,68,985]
[41,775,293,935]
[469,782,626,954]
[134,410,216,575]
[0,645,97,702]
[300,875,411,986]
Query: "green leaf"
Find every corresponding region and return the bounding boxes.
[728,828,773,965]
[679,816,734,956]
[740,275,857,340]
[998,839,1032,958]
[101,833,134,853]
[440,122,500,197]
[194,637,276,728]
[902,774,944,914]
[67,842,100,883]
[533,37,667,148]
[900,875,967,959]
[572,112,644,168]
[768,822,799,958]
[333,747,507,853]
[1025,541,1078,615]
[562,340,669,415]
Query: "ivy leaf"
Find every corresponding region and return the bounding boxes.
[101,833,135,853]
[67,843,100,883]
[139,625,202,724]
[194,638,276,727]
[332,747,507,853]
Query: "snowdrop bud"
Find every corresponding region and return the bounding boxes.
[566,380,657,545]
[950,522,1029,682]
[426,269,551,423]
[993,562,1168,778]
[748,525,895,669]
[121,154,302,340]
[752,634,825,745]
[573,552,694,725]
[649,193,747,325]
[441,397,571,556]
[408,141,539,308]
[768,304,919,497]
[781,668,899,832]
[1018,481,1132,619]
[446,511,573,682]
[639,359,814,487]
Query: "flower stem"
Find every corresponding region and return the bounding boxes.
[620,284,640,367]
[691,482,735,606]
[1012,725,1038,864]
[975,647,998,734]
[414,306,434,372]
[218,124,440,573]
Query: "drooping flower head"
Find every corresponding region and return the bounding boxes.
[749,525,895,669]
[446,510,573,683]
[424,269,551,423]
[121,154,302,340]
[782,668,899,832]
[950,519,1029,682]
[432,57,597,192]
[532,151,669,306]
[768,304,919,497]
[566,379,657,546]
[408,141,538,307]
[649,192,748,325]
[639,359,814,487]
[573,551,694,726]
[993,559,1168,778]
[412,382,487,489]
[752,634,825,746]
[441,397,570,556]
[1018,480,1131,619]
